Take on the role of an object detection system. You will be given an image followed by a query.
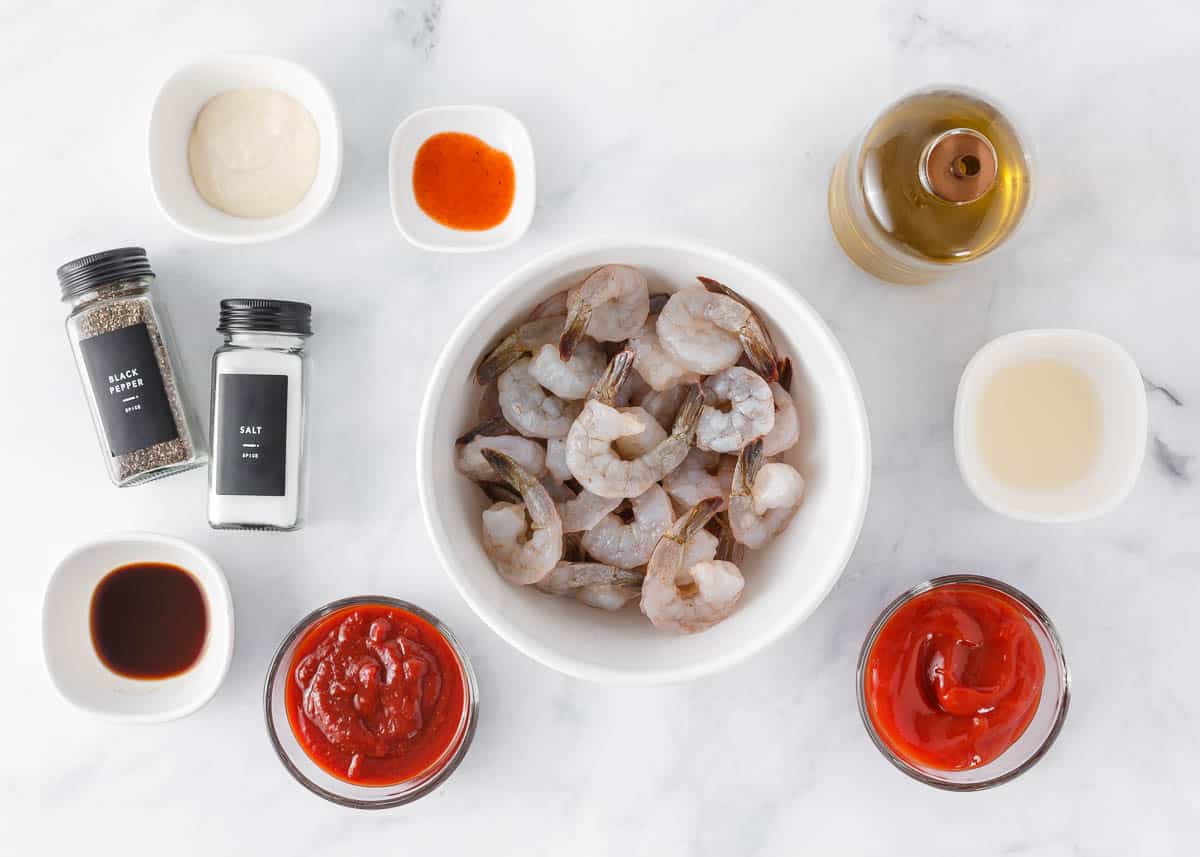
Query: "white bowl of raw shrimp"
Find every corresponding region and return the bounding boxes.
[417,238,870,684]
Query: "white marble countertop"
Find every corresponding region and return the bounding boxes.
[3,1,1198,854]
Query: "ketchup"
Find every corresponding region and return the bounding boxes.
[863,582,1045,771]
[285,604,467,786]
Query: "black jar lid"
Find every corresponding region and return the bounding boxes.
[57,247,155,300]
[218,299,313,336]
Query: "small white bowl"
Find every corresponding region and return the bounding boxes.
[389,105,535,252]
[43,533,235,722]
[417,238,871,684]
[954,329,1147,523]
[148,53,343,244]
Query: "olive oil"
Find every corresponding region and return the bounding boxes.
[829,87,1032,285]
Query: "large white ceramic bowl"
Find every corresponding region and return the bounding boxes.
[417,239,871,684]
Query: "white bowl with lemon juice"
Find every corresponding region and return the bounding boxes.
[954,330,1146,523]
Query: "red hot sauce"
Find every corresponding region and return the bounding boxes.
[412,132,515,231]
[285,604,467,786]
[863,582,1046,771]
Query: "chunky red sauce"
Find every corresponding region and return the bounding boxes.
[285,604,466,786]
[412,131,515,231]
[864,583,1045,771]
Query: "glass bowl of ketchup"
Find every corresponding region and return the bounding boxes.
[857,575,1069,790]
[264,596,478,808]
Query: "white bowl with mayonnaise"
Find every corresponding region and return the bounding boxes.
[148,54,343,244]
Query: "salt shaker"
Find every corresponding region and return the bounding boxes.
[57,248,207,486]
[208,299,312,530]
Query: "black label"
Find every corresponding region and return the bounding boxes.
[215,374,288,496]
[79,324,178,456]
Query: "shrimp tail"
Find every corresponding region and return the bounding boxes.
[559,298,592,361]
[678,496,723,541]
[589,349,635,404]
[456,416,512,445]
[671,382,705,441]
[697,276,779,383]
[479,481,522,505]
[739,321,779,383]
[476,333,525,385]
[736,438,766,491]
[481,448,556,523]
[537,562,644,594]
[714,512,745,565]
[778,356,793,392]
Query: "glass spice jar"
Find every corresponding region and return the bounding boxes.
[57,247,207,486]
[208,299,312,531]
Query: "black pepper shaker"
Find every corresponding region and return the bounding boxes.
[57,248,207,486]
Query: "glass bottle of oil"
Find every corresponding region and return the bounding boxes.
[828,87,1032,285]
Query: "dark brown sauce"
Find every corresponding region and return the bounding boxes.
[89,563,208,679]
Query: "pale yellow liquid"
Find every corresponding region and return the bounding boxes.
[976,359,1102,491]
[829,89,1032,285]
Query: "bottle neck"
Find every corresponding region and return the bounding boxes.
[224,331,307,352]
[65,277,150,311]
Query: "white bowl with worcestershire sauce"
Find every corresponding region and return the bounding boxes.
[43,533,235,722]
[954,329,1147,523]
[417,238,871,684]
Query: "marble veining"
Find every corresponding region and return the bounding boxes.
[2,1,1199,855]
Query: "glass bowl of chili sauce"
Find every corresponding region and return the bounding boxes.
[857,575,1069,791]
[264,597,478,808]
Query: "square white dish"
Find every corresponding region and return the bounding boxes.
[389,105,535,252]
[43,533,235,722]
[148,53,343,244]
[954,329,1147,523]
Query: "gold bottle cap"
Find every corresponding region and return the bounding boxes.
[920,128,998,204]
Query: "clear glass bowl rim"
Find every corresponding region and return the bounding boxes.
[263,595,479,809]
[855,574,1070,792]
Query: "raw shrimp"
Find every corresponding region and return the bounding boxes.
[455,418,547,481]
[698,276,778,378]
[638,384,690,429]
[535,562,644,611]
[527,290,568,321]
[657,283,777,378]
[613,367,652,408]
[558,487,622,533]
[545,437,572,483]
[583,484,674,568]
[565,351,703,498]
[479,449,563,584]
[498,358,581,439]
[663,448,735,511]
[760,380,800,457]
[528,340,605,400]
[577,585,642,610]
[684,527,719,569]
[613,406,668,459]
[640,497,744,634]
[729,439,805,549]
[559,265,650,359]
[627,317,701,391]
[696,367,775,453]
[476,315,563,385]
